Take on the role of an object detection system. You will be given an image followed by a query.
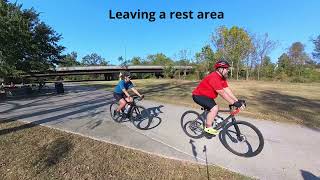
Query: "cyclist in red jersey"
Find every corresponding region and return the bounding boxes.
[192,60,245,135]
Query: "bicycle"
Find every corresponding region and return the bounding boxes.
[181,102,264,157]
[109,95,151,130]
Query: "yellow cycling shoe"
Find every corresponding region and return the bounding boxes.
[204,127,219,135]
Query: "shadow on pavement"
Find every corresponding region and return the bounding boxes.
[189,139,198,162]
[0,94,114,136]
[137,105,164,130]
[129,105,163,130]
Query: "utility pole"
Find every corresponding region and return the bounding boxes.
[124,45,126,63]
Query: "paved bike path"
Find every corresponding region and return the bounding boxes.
[0,84,319,180]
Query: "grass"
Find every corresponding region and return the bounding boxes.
[0,120,251,180]
[83,78,320,128]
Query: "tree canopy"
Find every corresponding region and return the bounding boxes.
[81,53,108,66]
[0,0,64,78]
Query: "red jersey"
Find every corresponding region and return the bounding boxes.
[192,71,228,99]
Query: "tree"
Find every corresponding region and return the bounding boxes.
[252,33,277,80]
[174,49,192,79]
[146,53,173,65]
[212,26,253,80]
[277,53,290,73]
[130,56,142,65]
[312,35,320,62]
[246,37,258,80]
[260,56,275,78]
[145,53,174,78]
[0,0,65,79]
[194,45,216,79]
[59,52,80,67]
[118,56,130,68]
[287,42,311,77]
[81,53,108,66]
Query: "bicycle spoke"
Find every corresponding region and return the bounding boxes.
[131,106,151,129]
[181,111,204,139]
[109,102,124,122]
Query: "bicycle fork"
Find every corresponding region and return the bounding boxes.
[232,117,243,141]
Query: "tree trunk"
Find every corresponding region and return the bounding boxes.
[236,59,240,80]
[246,58,250,80]
[246,68,249,80]
[230,61,233,79]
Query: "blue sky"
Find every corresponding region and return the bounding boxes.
[13,0,320,65]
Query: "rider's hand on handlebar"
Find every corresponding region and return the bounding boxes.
[139,95,144,100]
[233,100,246,110]
[233,101,242,108]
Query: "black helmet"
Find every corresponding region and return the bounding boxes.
[122,71,131,77]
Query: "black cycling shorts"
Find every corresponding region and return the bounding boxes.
[192,95,217,110]
[113,92,125,101]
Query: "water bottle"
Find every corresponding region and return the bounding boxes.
[216,116,224,124]
[124,105,131,114]
[213,116,224,128]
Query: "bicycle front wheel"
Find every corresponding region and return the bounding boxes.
[130,105,151,130]
[180,111,205,139]
[220,121,264,157]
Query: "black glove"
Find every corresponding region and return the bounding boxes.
[233,101,243,108]
[239,99,246,107]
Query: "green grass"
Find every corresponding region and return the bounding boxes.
[0,120,252,180]
[83,78,320,128]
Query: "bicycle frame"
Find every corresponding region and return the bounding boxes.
[201,107,243,139]
[123,96,142,118]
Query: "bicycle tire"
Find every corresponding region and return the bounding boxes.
[109,102,123,122]
[220,121,264,157]
[180,110,205,139]
[130,105,151,129]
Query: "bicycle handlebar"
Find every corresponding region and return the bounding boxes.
[130,95,144,104]
[229,100,246,115]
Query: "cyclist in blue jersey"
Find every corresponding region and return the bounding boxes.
[113,71,144,115]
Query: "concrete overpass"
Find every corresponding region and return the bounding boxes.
[23,65,193,80]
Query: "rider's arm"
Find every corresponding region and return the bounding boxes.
[216,89,236,104]
[223,87,238,102]
[130,87,143,97]
[122,89,131,97]
[224,87,245,109]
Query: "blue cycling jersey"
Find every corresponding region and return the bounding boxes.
[114,80,134,94]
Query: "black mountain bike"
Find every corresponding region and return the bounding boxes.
[110,95,151,129]
[181,103,264,157]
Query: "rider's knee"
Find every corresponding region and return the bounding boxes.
[119,99,126,105]
[210,105,219,113]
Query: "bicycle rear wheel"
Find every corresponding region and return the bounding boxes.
[220,121,264,157]
[130,105,151,129]
[109,102,123,122]
[180,111,205,139]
